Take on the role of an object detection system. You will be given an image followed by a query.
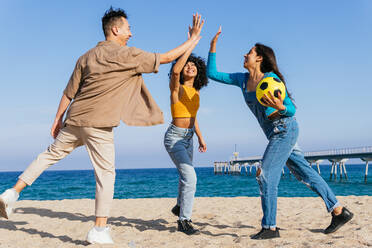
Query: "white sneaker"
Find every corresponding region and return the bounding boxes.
[0,188,19,219]
[86,226,114,244]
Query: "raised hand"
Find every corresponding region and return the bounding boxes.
[189,13,205,39]
[211,26,222,45]
[209,26,221,53]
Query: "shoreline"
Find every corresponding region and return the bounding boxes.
[0,163,369,173]
[0,196,370,247]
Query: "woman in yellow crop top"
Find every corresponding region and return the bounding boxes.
[163,14,208,235]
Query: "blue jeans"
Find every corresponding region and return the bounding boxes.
[164,124,196,221]
[257,117,340,228]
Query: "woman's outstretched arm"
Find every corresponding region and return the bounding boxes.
[207,27,245,87]
[169,36,202,102]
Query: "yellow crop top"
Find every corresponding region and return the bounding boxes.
[171,85,200,118]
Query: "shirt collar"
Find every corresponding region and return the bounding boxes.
[97,40,122,47]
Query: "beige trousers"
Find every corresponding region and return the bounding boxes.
[19,125,115,217]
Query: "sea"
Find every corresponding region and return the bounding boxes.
[0,164,370,200]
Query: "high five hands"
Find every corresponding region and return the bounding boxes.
[188,13,205,40]
[209,26,221,52]
[211,26,221,44]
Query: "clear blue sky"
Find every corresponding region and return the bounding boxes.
[0,0,371,171]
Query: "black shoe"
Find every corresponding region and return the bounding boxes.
[251,228,280,240]
[324,207,354,234]
[171,205,180,217]
[177,220,200,235]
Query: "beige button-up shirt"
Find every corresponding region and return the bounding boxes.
[63,40,163,127]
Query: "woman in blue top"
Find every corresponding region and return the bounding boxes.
[207,27,353,240]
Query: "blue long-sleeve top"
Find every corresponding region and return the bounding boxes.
[207,52,296,138]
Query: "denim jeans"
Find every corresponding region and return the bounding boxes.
[257,117,340,228]
[164,124,196,221]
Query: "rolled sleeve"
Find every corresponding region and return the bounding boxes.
[129,47,160,74]
[63,59,82,99]
[153,53,160,73]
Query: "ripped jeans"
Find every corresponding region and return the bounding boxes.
[164,124,196,221]
[256,117,339,228]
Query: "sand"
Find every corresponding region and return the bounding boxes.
[0,196,370,248]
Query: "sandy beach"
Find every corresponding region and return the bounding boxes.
[0,196,370,247]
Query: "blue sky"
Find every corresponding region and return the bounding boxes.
[0,0,371,171]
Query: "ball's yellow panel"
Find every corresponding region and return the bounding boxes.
[256,77,286,106]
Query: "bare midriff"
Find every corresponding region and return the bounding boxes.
[172,117,195,129]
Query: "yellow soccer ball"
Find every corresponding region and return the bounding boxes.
[256,77,286,106]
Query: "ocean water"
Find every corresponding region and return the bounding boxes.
[0,165,370,201]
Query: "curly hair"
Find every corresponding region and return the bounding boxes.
[169,54,208,91]
[102,7,128,37]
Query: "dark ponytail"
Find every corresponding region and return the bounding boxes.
[255,43,294,103]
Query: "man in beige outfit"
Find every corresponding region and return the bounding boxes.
[0,7,204,244]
